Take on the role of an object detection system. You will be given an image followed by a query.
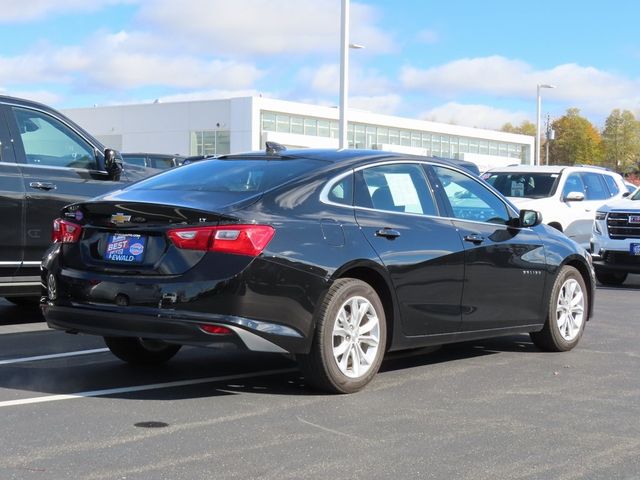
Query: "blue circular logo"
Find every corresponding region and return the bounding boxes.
[75,210,84,221]
[130,243,144,256]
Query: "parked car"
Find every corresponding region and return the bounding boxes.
[41,146,594,393]
[0,95,159,305]
[624,181,638,194]
[591,187,640,285]
[482,165,628,248]
[121,153,186,170]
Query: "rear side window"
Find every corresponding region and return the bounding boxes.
[602,174,620,197]
[354,163,437,215]
[581,173,608,200]
[131,158,328,193]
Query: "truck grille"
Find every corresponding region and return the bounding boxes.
[602,251,640,266]
[606,212,640,239]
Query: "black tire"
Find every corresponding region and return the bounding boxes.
[530,266,588,352]
[104,337,181,365]
[4,296,40,307]
[595,270,627,286]
[298,278,387,394]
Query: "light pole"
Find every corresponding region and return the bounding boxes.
[535,84,555,165]
[338,0,364,150]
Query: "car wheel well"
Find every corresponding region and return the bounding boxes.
[337,267,394,351]
[548,222,563,232]
[563,259,593,318]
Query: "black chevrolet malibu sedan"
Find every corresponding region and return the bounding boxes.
[41,147,595,393]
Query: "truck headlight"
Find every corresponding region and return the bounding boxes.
[595,211,606,220]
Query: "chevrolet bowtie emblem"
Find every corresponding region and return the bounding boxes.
[111,213,132,224]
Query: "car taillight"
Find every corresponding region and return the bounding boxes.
[167,225,275,257]
[52,218,83,243]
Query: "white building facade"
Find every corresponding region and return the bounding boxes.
[64,96,534,171]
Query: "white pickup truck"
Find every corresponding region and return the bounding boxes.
[591,186,640,285]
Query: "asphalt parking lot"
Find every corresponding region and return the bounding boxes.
[0,277,639,480]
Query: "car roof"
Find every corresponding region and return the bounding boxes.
[0,95,106,150]
[486,164,620,175]
[222,148,479,173]
[122,153,185,158]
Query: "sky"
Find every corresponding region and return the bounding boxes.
[1,0,639,130]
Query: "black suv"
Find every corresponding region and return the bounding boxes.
[0,96,157,305]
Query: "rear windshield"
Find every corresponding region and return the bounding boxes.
[483,172,560,199]
[129,158,328,193]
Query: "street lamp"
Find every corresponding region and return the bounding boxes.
[338,0,364,150]
[535,84,556,165]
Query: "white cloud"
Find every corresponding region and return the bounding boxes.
[298,63,393,97]
[0,31,263,92]
[401,55,640,115]
[420,102,530,130]
[0,88,62,105]
[350,94,402,115]
[136,0,395,56]
[416,29,439,45]
[0,0,136,23]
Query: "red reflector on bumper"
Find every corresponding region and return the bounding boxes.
[200,324,233,335]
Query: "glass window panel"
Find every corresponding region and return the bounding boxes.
[489,141,498,155]
[479,140,488,154]
[389,129,400,145]
[304,118,317,136]
[422,133,431,149]
[318,119,330,137]
[291,116,303,135]
[330,121,339,138]
[377,127,389,144]
[499,143,508,156]
[459,137,469,153]
[411,132,421,148]
[400,130,411,146]
[262,112,276,131]
[468,138,479,153]
[276,114,290,133]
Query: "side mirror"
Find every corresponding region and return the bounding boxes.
[519,209,542,228]
[564,191,585,202]
[623,191,631,198]
[104,148,123,180]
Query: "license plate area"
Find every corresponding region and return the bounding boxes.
[630,243,640,256]
[104,234,147,263]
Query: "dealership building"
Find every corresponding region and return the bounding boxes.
[64,96,534,171]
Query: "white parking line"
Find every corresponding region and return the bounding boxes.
[0,322,51,335]
[0,368,297,408]
[0,348,110,366]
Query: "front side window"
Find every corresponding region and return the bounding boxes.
[355,163,437,215]
[13,107,95,169]
[602,174,620,197]
[562,173,586,198]
[580,173,610,200]
[433,165,510,224]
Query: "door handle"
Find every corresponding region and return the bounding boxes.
[29,182,57,191]
[375,228,401,239]
[463,234,485,245]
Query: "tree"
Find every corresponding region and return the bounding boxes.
[601,109,640,174]
[500,120,536,136]
[548,108,602,166]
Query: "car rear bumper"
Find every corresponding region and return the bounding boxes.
[42,302,307,354]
